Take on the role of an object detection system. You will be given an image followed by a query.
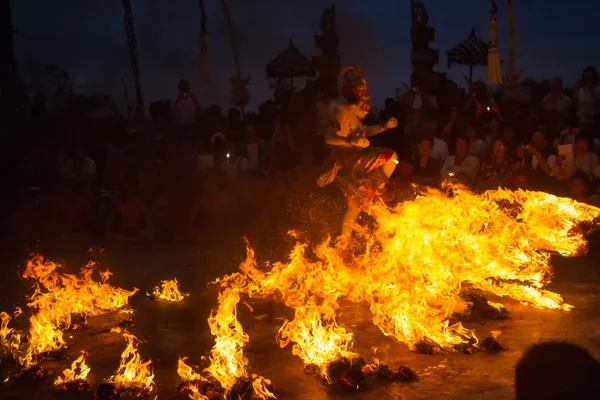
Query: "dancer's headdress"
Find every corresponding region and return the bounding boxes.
[337,65,370,111]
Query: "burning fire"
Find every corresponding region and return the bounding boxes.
[199,185,600,384]
[178,284,275,399]
[1,255,137,369]
[1,308,23,359]
[107,329,155,393]
[148,278,188,302]
[54,350,91,387]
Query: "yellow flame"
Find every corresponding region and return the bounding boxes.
[14,256,137,368]
[177,357,203,382]
[204,287,249,390]
[202,185,600,383]
[108,330,155,392]
[54,350,91,385]
[148,278,188,302]
[0,308,23,359]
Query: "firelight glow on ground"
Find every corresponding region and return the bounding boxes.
[1,184,600,399]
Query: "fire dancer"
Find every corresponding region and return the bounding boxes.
[317,65,399,240]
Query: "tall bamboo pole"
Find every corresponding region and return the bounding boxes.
[220,0,241,78]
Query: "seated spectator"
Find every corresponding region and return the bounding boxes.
[420,117,448,161]
[441,136,480,184]
[60,146,97,184]
[544,77,571,114]
[441,107,466,154]
[516,127,553,190]
[515,342,600,400]
[501,124,519,160]
[512,168,529,190]
[479,138,514,190]
[573,66,600,129]
[568,171,600,206]
[543,77,571,124]
[553,126,579,150]
[465,124,487,160]
[238,123,266,173]
[550,133,599,181]
[412,137,441,186]
[106,178,153,244]
[269,116,297,174]
[221,142,242,179]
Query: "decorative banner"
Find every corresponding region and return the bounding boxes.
[199,0,210,81]
[487,0,503,85]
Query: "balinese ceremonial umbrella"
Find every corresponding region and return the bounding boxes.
[446,27,489,85]
[266,39,315,92]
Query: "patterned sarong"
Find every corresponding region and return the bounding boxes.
[317,146,395,205]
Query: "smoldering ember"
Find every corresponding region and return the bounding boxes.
[3,1,600,400]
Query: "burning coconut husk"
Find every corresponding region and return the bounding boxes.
[178,358,275,400]
[54,350,91,391]
[481,335,507,352]
[10,364,52,381]
[304,357,418,391]
[147,277,189,302]
[100,329,155,399]
[197,185,600,394]
[460,292,510,321]
[95,381,152,400]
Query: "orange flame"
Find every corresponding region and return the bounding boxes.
[204,287,249,390]
[16,255,137,368]
[204,185,600,381]
[54,350,91,385]
[177,356,203,382]
[148,278,188,302]
[107,329,155,392]
[0,308,23,359]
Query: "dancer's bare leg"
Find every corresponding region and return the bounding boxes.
[340,196,361,239]
[376,151,398,191]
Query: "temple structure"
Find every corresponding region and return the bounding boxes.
[312,4,340,96]
[409,0,441,92]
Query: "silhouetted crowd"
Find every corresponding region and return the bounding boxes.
[353,67,600,207]
[8,66,600,251]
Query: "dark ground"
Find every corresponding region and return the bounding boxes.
[1,235,600,400]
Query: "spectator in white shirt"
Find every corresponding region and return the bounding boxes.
[441,136,480,184]
[573,66,600,127]
[171,79,201,126]
[465,124,487,160]
[420,117,448,161]
[549,133,599,181]
[543,77,571,115]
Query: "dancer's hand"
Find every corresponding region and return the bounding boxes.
[385,117,398,129]
[351,136,370,148]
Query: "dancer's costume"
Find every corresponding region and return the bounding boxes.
[317,66,396,206]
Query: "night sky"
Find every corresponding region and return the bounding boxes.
[12,0,600,112]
